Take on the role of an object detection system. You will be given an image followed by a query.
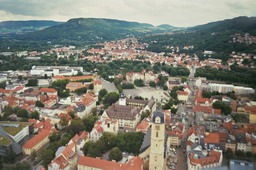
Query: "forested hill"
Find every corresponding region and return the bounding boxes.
[0,18,178,51]
[0,20,63,36]
[139,16,256,55]
[189,16,256,35]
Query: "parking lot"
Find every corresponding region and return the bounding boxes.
[123,87,170,102]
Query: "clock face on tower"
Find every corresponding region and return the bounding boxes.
[156,117,161,123]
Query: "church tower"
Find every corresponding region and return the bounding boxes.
[118,93,127,106]
[149,109,165,170]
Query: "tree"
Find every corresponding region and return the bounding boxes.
[140,111,150,122]
[7,161,31,170]
[224,148,234,159]
[213,101,232,115]
[109,147,122,162]
[171,107,178,114]
[83,114,98,132]
[89,83,94,90]
[163,85,168,90]
[26,78,38,86]
[30,111,39,120]
[75,87,87,95]
[246,151,252,158]
[59,116,69,127]
[17,109,29,118]
[39,149,54,167]
[149,81,156,88]
[35,101,44,107]
[181,77,187,83]
[121,83,134,89]
[18,75,23,81]
[77,71,84,76]
[4,151,16,163]
[49,132,61,142]
[68,111,76,119]
[134,79,144,87]
[3,106,13,117]
[68,118,85,134]
[103,92,119,107]
[0,81,6,89]
[99,88,108,98]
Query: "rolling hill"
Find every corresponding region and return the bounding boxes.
[189,16,256,34]
[0,20,63,36]
[140,16,256,55]
[15,18,177,44]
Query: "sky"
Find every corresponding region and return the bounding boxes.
[0,0,256,27]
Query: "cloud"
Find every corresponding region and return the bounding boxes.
[0,0,255,26]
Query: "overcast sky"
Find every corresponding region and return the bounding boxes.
[0,0,256,27]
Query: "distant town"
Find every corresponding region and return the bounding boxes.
[0,36,255,170]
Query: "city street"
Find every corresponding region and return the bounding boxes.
[168,66,196,170]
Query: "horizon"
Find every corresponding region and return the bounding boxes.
[0,15,255,28]
[0,0,256,27]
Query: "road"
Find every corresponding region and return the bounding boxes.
[100,78,118,93]
[169,66,196,170]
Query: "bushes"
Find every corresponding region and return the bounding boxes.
[134,79,144,87]
[83,132,144,158]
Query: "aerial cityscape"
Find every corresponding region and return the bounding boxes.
[0,1,256,170]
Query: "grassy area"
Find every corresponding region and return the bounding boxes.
[0,135,12,146]
[0,122,33,136]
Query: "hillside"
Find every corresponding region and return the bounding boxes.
[0,20,63,36]
[0,18,177,51]
[16,18,177,44]
[140,16,256,55]
[189,16,256,34]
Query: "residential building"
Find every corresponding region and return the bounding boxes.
[225,134,237,153]
[89,119,118,142]
[166,77,181,89]
[92,80,102,94]
[48,131,88,170]
[177,91,189,102]
[187,150,223,170]
[167,121,185,147]
[22,130,52,155]
[75,93,97,118]
[126,72,144,83]
[136,117,151,132]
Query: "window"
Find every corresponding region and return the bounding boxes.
[155,125,160,130]
[156,132,158,138]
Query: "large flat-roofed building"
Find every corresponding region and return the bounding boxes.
[203,83,255,94]
[30,66,83,76]
[0,121,33,143]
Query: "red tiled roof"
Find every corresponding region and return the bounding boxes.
[52,75,95,81]
[136,118,150,130]
[92,80,102,85]
[196,98,213,104]
[177,91,189,96]
[78,156,143,170]
[23,130,52,149]
[204,133,220,144]
[189,150,221,167]
[40,88,57,93]
[193,105,221,114]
